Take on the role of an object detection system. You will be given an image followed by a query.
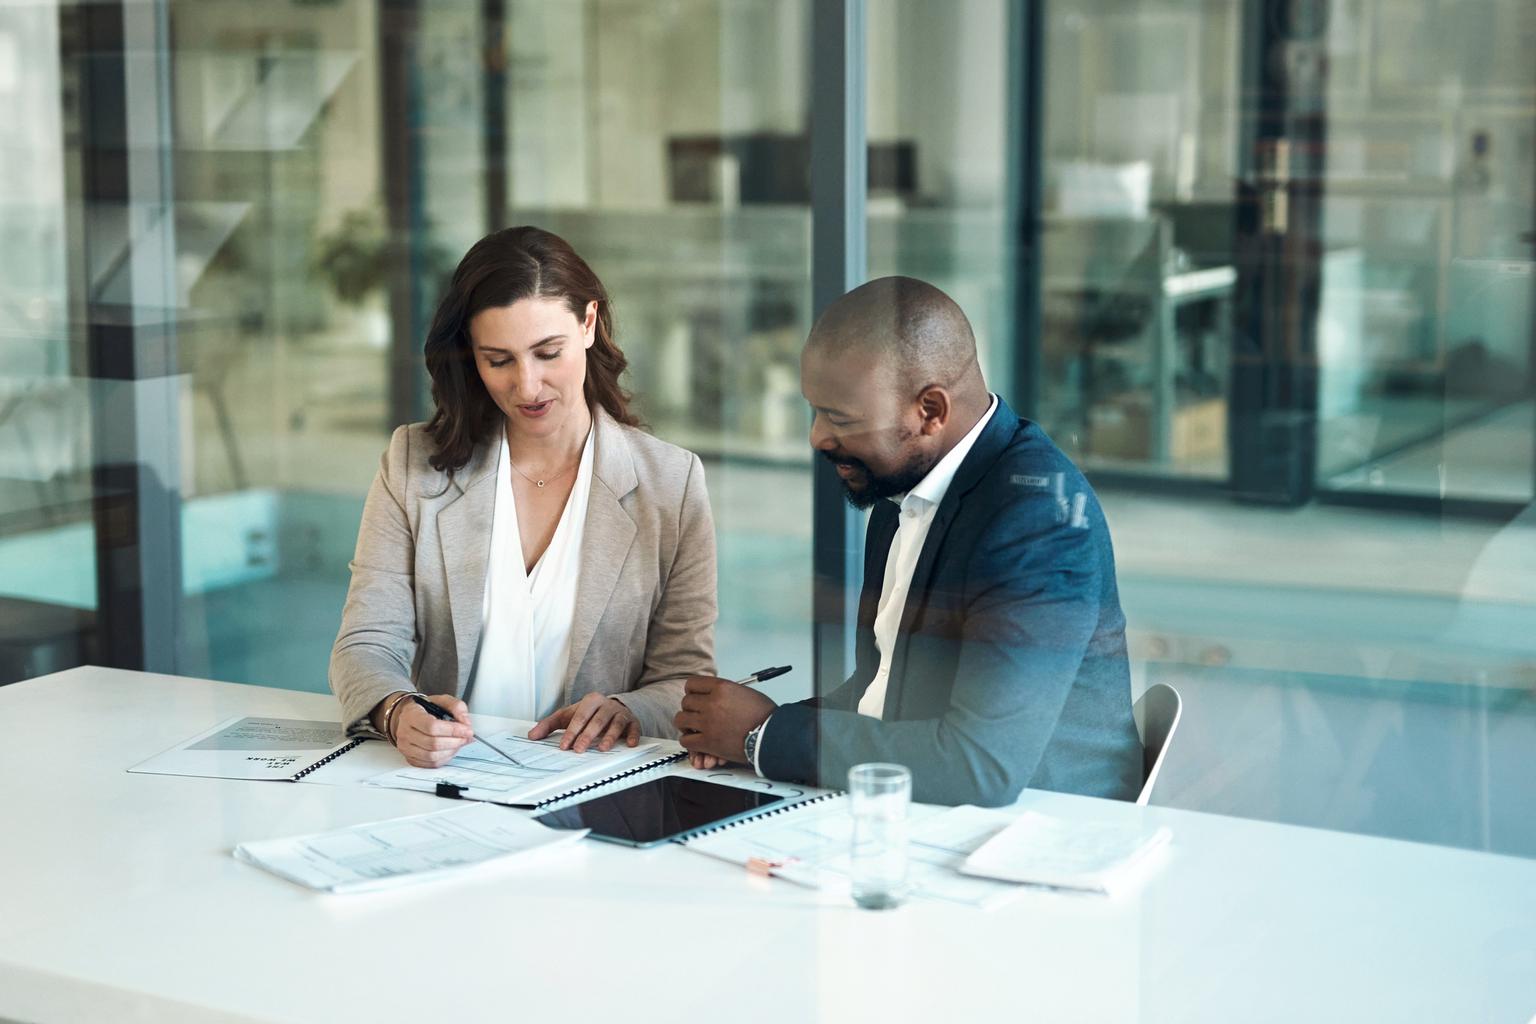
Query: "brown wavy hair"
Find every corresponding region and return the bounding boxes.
[423,226,640,475]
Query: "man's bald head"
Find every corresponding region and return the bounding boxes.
[805,276,985,401]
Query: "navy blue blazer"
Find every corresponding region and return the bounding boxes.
[759,398,1143,806]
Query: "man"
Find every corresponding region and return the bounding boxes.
[676,277,1143,806]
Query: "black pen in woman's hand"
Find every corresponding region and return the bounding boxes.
[732,665,791,687]
[410,694,521,765]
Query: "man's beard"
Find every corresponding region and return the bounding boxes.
[823,450,935,510]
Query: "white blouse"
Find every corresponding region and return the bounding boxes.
[470,427,595,720]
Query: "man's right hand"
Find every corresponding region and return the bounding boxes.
[386,694,474,768]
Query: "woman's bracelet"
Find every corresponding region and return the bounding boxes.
[380,691,415,745]
[382,692,412,744]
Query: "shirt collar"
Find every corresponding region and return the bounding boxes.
[890,393,999,513]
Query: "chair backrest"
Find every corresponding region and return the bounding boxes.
[1132,682,1183,806]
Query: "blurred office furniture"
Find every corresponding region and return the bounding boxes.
[1155,200,1237,270]
[669,134,807,205]
[668,134,917,206]
[0,598,94,685]
[1133,681,1183,806]
[0,381,88,523]
[1056,160,1152,219]
[1041,214,1233,470]
[1445,257,1534,397]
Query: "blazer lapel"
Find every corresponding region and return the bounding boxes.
[887,400,1020,713]
[563,410,638,695]
[436,439,498,693]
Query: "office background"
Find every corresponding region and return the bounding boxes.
[1,0,1533,857]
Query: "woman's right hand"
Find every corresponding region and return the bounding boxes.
[389,694,474,768]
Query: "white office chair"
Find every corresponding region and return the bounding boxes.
[1133,682,1182,806]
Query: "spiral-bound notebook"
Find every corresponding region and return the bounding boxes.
[129,716,373,783]
[534,774,839,847]
[364,732,689,809]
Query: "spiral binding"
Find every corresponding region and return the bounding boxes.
[685,790,845,841]
[289,737,366,781]
[533,750,689,808]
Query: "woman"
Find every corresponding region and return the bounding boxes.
[329,226,717,768]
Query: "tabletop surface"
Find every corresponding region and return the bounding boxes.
[2,666,1534,1024]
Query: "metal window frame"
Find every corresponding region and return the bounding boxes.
[1006,0,1045,423]
[64,0,183,675]
[808,0,868,694]
[379,0,429,428]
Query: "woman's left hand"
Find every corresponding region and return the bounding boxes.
[528,693,640,752]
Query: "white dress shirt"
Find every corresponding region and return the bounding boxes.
[856,394,998,718]
[471,427,595,720]
[750,395,998,774]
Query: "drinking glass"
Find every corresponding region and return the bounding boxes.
[847,762,911,909]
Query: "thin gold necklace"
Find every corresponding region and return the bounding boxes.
[507,456,575,489]
[505,426,584,489]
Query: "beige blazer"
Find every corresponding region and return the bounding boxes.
[329,409,717,738]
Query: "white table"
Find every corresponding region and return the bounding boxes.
[2,667,1533,1024]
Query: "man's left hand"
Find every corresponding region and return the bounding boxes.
[674,676,777,764]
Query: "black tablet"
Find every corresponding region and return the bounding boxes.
[535,776,785,848]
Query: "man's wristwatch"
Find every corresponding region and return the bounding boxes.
[743,720,766,766]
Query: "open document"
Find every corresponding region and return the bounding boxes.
[958,811,1171,896]
[129,716,365,782]
[686,802,1025,910]
[364,731,678,807]
[234,803,585,894]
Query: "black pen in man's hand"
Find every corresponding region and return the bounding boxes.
[409,694,522,765]
[683,667,791,769]
[732,666,791,686]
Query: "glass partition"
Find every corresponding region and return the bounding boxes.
[159,0,823,698]
[1025,0,1536,859]
[1315,0,1535,504]
[492,0,817,703]
[3,0,1534,866]
[1038,0,1241,479]
[151,0,389,685]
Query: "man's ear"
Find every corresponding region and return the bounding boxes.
[915,386,951,437]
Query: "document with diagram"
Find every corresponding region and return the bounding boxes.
[364,731,682,807]
[129,715,370,782]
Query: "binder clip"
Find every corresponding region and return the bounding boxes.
[746,856,796,877]
[435,782,466,799]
